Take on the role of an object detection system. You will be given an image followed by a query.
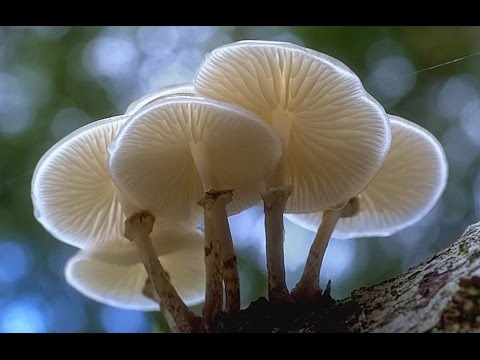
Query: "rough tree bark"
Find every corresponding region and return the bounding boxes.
[213,221,480,333]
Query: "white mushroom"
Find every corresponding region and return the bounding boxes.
[286,115,448,301]
[32,115,131,250]
[31,115,201,251]
[194,40,391,303]
[32,112,204,332]
[108,96,281,326]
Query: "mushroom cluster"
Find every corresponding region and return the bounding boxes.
[31,40,448,332]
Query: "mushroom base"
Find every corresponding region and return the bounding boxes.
[213,293,338,333]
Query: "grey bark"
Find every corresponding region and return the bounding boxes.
[342,220,480,333]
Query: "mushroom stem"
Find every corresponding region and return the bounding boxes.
[124,210,201,333]
[291,197,359,303]
[199,190,240,313]
[142,278,179,333]
[291,208,342,303]
[190,142,217,191]
[197,203,223,331]
[262,184,294,304]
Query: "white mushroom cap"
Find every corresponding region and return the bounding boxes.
[65,228,205,311]
[194,40,391,213]
[31,115,202,250]
[286,115,448,238]
[125,83,194,115]
[109,96,282,219]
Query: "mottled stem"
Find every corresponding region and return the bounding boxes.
[142,278,179,333]
[262,184,294,304]
[291,197,359,303]
[125,210,201,333]
[200,189,240,313]
[291,208,342,303]
[197,200,223,331]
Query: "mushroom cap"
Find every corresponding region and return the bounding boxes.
[286,115,448,238]
[65,228,205,311]
[31,115,202,250]
[109,96,282,219]
[125,83,195,115]
[194,40,391,213]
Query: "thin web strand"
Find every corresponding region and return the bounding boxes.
[378,50,480,87]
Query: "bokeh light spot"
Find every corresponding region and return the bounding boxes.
[0,296,47,333]
[0,241,30,284]
[84,35,139,78]
[366,55,416,107]
[0,72,33,135]
[100,306,151,333]
[436,74,479,121]
[460,99,480,147]
[50,107,90,141]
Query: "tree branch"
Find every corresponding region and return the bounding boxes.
[214,221,480,333]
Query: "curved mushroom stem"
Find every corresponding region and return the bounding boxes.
[199,190,240,314]
[142,278,179,333]
[291,197,360,304]
[197,200,223,332]
[125,210,201,333]
[262,184,294,304]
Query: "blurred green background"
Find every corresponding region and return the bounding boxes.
[0,26,479,332]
